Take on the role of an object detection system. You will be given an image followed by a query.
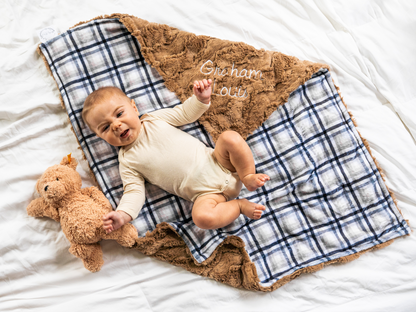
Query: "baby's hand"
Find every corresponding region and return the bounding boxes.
[102,210,132,234]
[193,79,212,105]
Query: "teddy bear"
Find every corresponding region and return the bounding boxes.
[27,155,138,272]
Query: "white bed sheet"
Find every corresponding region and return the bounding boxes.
[1,0,415,311]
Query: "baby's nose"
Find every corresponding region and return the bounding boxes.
[112,121,122,131]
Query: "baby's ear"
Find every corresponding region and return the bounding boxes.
[131,99,139,114]
[60,155,78,170]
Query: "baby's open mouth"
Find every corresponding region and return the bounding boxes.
[120,129,129,139]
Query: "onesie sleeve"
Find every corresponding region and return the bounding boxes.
[116,161,146,220]
[148,95,210,127]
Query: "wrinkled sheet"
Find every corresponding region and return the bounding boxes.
[1,0,415,311]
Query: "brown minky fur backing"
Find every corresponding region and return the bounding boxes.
[38,13,409,291]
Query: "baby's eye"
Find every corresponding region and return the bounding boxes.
[102,125,109,132]
[117,111,123,118]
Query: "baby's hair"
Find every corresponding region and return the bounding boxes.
[82,86,128,130]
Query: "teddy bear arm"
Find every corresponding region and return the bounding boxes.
[27,197,60,222]
[83,186,113,212]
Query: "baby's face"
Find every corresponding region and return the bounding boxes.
[86,93,141,147]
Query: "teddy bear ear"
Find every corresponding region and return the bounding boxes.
[60,155,78,170]
[35,178,42,195]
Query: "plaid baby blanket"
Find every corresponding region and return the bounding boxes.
[38,16,410,291]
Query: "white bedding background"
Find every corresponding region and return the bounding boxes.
[1,0,415,311]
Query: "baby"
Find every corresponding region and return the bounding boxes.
[82,79,269,233]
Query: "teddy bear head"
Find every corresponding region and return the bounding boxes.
[36,156,82,204]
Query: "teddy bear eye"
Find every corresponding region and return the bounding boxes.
[56,178,59,181]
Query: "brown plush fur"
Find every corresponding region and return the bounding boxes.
[26,156,138,272]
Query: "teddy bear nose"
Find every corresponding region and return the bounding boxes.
[44,185,49,192]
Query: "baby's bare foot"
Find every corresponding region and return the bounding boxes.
[242,173,270,192]
[238,199,266,220]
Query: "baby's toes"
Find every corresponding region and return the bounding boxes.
[253,206,266,219]
[253,212,263,219]
[257,179,265,187]
[255,205,266,212]
[254,174,269,188]
[259,174,270,182]
[253,212,261,219]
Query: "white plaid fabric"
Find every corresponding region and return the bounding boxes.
[40,18,409,287]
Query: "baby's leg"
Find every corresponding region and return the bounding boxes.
[192,193,266,230]
[214,131,270,192]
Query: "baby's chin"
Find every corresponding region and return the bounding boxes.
[117,130,138,147]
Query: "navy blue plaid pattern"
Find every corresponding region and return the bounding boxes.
[40,18,410,287]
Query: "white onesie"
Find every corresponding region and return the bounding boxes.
[117,95,242,219]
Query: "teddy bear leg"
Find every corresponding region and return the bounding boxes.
[103,223,137,247]
[69,243,104,272]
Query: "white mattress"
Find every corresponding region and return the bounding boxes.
[1,1,415,311]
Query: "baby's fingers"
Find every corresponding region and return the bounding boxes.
[103,219,113,226]
[200,79,208,89]
[102,211,116,221]
[193,79,212,90]
[193,80,201,90]
[202,79,212,89]
[103,223,113,233]
[199,79,211,90]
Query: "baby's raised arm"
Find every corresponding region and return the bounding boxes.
[148,79,212,127]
